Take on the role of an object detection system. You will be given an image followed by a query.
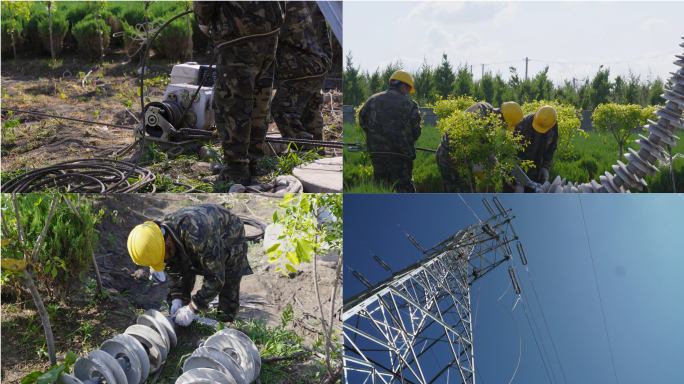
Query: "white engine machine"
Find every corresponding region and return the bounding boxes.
[135,62,216,144]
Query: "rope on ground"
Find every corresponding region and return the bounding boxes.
[237,215,266,243]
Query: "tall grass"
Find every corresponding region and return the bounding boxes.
[344,122,684,193]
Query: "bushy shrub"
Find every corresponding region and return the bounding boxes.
[23,7,47,50]
[38,13,69,56]
[152,14,191,61]
[432,95,479,119]
[1,6,28,56]
[72,13,111,59]
[1,194,103,300]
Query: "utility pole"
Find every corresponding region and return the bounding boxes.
[482,64,485,78]
[525,57,529,81]
[343,197,524,384]
[470,65,473,76]
[573,77,576,91]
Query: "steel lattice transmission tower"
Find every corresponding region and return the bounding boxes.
[343,197,526,384]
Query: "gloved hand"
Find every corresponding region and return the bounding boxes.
[170,299,183,317]
[539,167,549,183]
[514,183,525,193]
[173,305,196,327]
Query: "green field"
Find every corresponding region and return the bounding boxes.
[343,123,684,193]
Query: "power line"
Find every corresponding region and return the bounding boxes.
[519,297,554,384]
[457,193,481,221]
[498,283,522,384]
[529,49,680,66]
[521,264,570,384]
[578,195,620,384]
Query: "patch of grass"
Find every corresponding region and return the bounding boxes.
[343,122,442,192]
[261,144,323,177]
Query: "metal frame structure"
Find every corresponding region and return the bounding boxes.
[343,198,520,384]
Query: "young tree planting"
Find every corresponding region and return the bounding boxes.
[592,103,658,162]
[2,1,31,59]
[266,193,343,380]
[438,110,533,188]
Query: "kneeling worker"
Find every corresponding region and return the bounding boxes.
[436,101,524,193]
[504,105,558,192]
[127,204,253,326]
[358,70,422,193]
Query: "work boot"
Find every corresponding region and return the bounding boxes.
[249,161,264,177]
[278,126,314,140]
[215,310,236,324]
[218,163,252,186]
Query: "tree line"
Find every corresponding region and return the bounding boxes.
[343,52,669,110]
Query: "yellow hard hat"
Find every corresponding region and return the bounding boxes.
[472,163,489,180]
[127,221,165,272]
[389,70,415,93]
[501,102,523,131]
[532,105,557,133]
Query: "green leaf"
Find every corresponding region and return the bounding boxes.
[266,243,280,258]
[21,370,43,384]
[295,238,314,263]
[217,321,225,331]
[51,268,58,278]
[44,265,52,275]
[286,264,297,274]
[282,193,294,205]
[34,197,42,206]
[277,235,286,240]
[301,198,310,212]
[286,251,299,266]
[272,211,278,223]
[37,365,66,384]
[65,350,78,365]
[268,256,278,263]
[60,93,66,99]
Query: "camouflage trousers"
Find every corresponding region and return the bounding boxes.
[271,75,326,140]
[436,144,474,193]
[214,35,278,167]
[168,275,243,322]
[371,156,416,193]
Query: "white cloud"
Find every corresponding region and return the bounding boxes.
[424,27,505,63]
[641,18,667,30]
[402,1,517,27]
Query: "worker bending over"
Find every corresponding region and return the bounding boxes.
[127,204,253,326]
[358,70,422,193]
[505,105,558,193]
[436,101,523,193]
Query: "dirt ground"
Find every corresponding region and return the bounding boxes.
[0,47,343,190]
[0,194,342,383]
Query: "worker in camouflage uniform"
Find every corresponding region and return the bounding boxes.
[127,204,253,326]
[358,70,422,193]
[194,1,284,185]
[271,1,333,143]
[503,105,559,193]
[436,101,523,193]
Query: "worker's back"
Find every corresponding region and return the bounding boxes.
[358,88,422,159]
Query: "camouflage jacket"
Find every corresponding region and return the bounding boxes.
[276,1,333,80]
[193,1,284,44]
[439,102,501,156]
[158,204,253,311]
[359,87,422,160]
[514,113,558,173]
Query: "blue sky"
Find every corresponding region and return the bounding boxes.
[343,193,684,384]
[344,1,684,83]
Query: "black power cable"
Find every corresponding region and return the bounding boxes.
[238,216,266,243]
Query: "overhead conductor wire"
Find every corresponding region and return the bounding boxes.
[578,195,620,384]
[498,282,522,384]
[499,196,569,384]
